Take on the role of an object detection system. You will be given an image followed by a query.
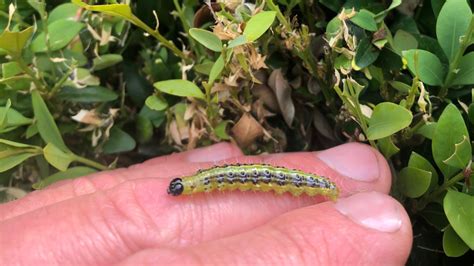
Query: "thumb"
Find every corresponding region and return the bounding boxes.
[120,191,413,265]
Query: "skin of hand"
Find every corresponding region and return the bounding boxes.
[0,142,412,265]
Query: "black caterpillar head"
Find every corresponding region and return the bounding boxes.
[167,178,184,196]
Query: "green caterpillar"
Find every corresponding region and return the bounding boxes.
[167,164,339,200]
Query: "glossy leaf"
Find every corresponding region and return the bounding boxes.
[243,11,276,42]
[31,19,85,53]
[154,79,205,100]
[350,9,377,31]
[452,52,474,85]
[403,49,445,86]
[398,167,432,198]
[443,136,471,169]
[444,190,474,249]
[436,0,472,62]
[432,104,470,178]
[354,37,380,69]
[145,95,168,111]
[367,103,413,140]
[0,153,38,173]
[103,127,136,154]
[443,226,469,257]
[43,143,74,171]
[92,54,123,71]
[33,167,97,189]
[31,90,69,152]
[189,28,222,52]
[48,3,80,23]
[377,136,400,158]
[408,152,438,191]
[393,30,418,54]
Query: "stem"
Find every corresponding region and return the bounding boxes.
[48,65,75,98]
[417,164,474,210]
[439,15,474,98]
[73,154,109,171]
[266,0,291,31]
[15,56,46,91]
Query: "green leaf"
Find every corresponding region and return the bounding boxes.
[0,153,37,173]
[377,136,400,158]
[214,120,231,140]
[92,54,123,71]
[444,190,474,249]
[403,49,445,86]
[0,139,40,149]
[209,54,225,84]
[374,0,402,22]
[43,143,74,171]
[103,127,136,154]
[154,79,205,100]
[354,37,380,69]
[31,19,85,53]
[393,30,418,54]
[350,9,377,31]
[228,35,248,48]
[388,80,412,93]
[408,152,439,191]
[443,136,472,169]
[189,28,222,52]
[367,102,413,140]
[136,115,153,144]
[32,167,97,189]
[48,3,80,24]
[31,90,69,152]
[416,121,437,139]
[397,167,432,198]
[432,104,471,178]
[243,11,276,42]
[0,26,34,56]
[0,106,33,133]
[443,226,469,257]
[58,86,118,103]
[436,0,472,62]
[145,95,168,111]
[452,52,474,85]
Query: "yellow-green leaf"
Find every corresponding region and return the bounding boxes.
[43,143,74,171]
[0,26,34,56]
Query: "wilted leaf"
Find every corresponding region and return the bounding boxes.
[268,69,295,127]
[231,113,264,147]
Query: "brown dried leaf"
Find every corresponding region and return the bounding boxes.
[252,84,279,112]
[268,69,295,126]
[231,113,264,147]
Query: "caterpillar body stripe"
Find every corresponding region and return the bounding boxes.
[167,164,339,200]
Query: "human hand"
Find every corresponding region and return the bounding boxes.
[0,142,412,265]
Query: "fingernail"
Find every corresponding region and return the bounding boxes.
[186,142,241,163]
[316,143,380,182]
[335,192,402,233]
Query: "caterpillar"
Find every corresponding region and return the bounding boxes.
[167,164,339,200]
